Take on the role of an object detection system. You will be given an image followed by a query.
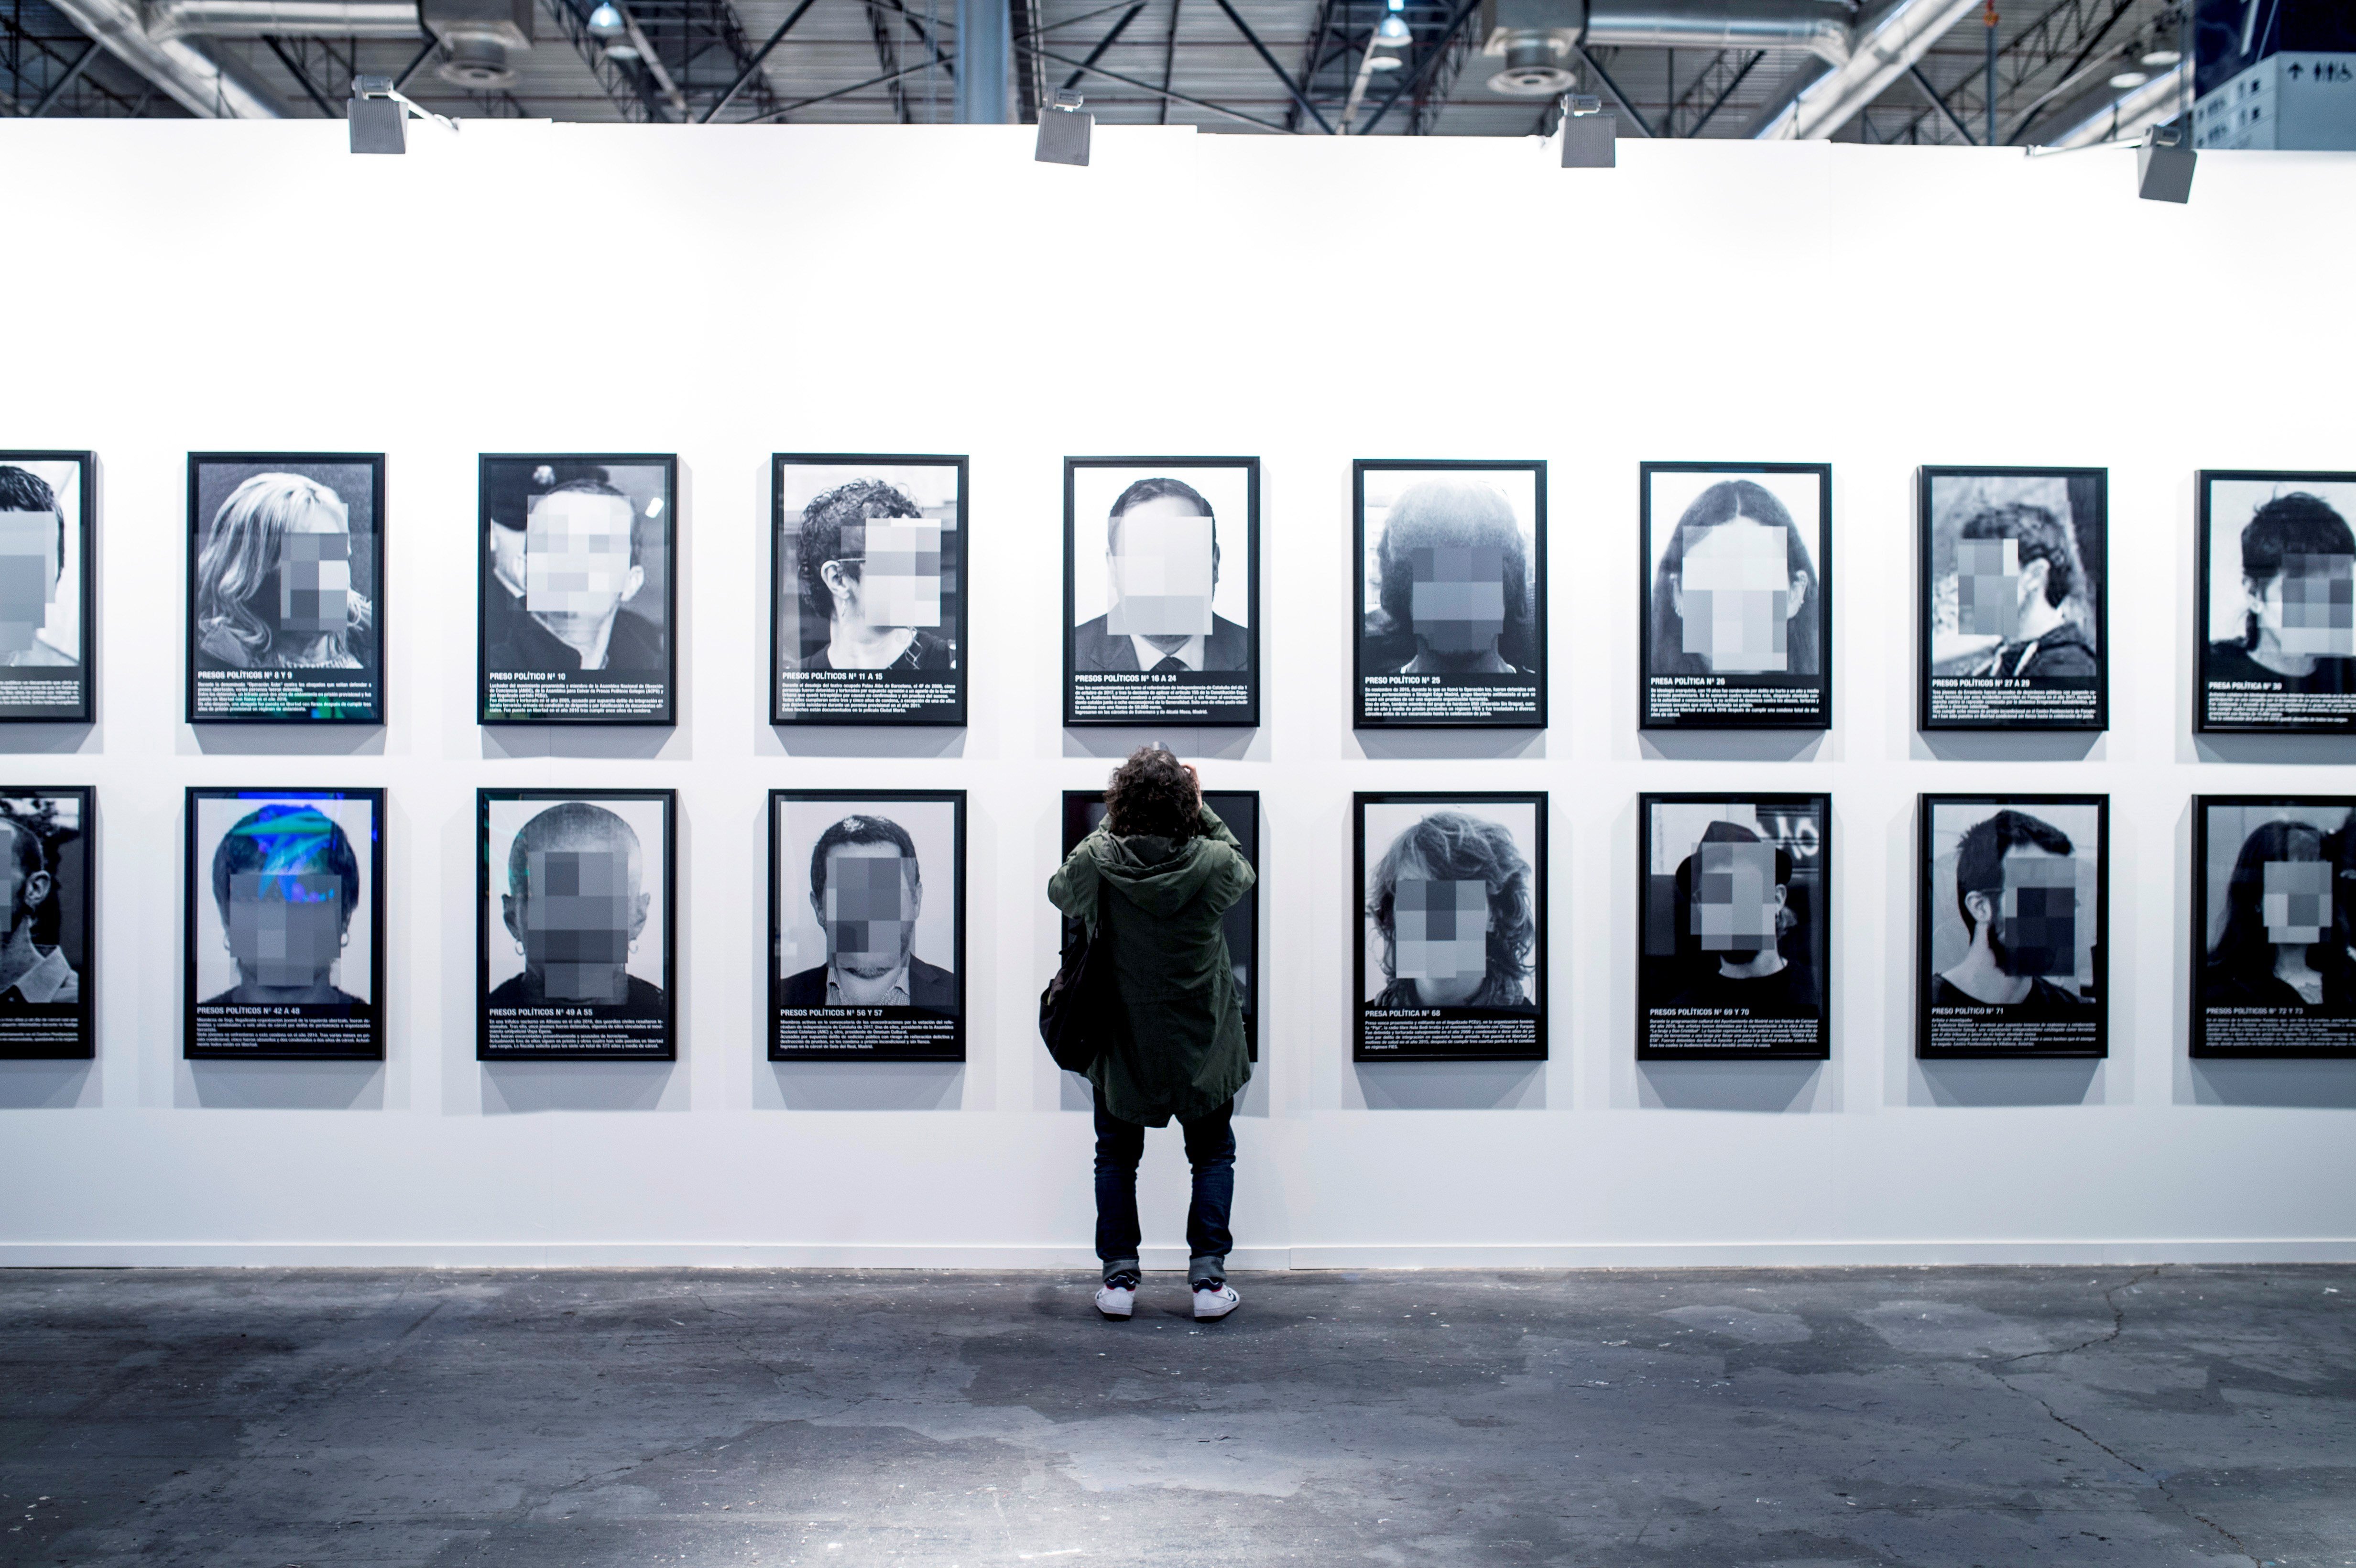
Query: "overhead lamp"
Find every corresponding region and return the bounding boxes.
[347,74,460,154]
[2136,119,2195,203]
[588,1,623,32]
[2140,48,2180,65]
[1374,12,1410,46]
[2108,70,2149,88]
[1036,89,1091,166]
[1368,52,1405,69]
[1559,91,1613,168]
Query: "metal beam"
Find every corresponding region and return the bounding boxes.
[1059,1,1141,92]
[1353,0,1477,135]
[1209,0,1331,133]
[698,0,814,120]
[1019,40,1296,131]
[1155,0,1178,124]
[954,0,1006,120]
[742,53,952,120]
[42,0,285,115]
[1574,43,1652,136]
[1906,59,1974,140]
[1756,0,1981,140]
[261,33,337,113]
[29,38,100,114]
[539,0,663,120]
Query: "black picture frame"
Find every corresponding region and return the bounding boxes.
[1636,792,1830,1061]
[185,453,385,726]
[768,788,967,1062]
[1353,459,1548,730]
[1354,790,1547,1063]
[478,453,679,727]
[1638,461,1833,732]
[184,786,384,1062]
[0,785,93,1060]
[771,453,969,728]
[477,787,677,1061]
[2190,795,2356,1058]
[1062,456,1260,729]
[2193,470,2356,734]
[1918,465,2108,732]
[1063,788,1260,1060]
[0,451,95,723]
[1917,792,2107,1060]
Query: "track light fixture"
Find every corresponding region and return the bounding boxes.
[347,74,459,154]
[2136,120,2195,203]
[1036,90,1091,167]
[1559,91,1613,168]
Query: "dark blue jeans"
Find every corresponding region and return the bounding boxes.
[1093,1096,1235,1287]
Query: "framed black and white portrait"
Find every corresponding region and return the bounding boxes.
[1064,787,1259,1060]
[1920,466,2107,731]
[2195,472,2356,733]
[2192,797,2356,1058]
[1063,457,1259,728]
[0,453,93,722]
[479,454,677,726]
[186,454,382,725]
[478,789,675,1061]
[1637,793,1829,1061]
[1918,794,2105,1059]
[0,787,92,1060]
[1640,462,1831,730]
[769,790,965,1062]
[772,455,966,727]
[184,787,382,1061]
[1354,792,1546,1063]
[1353,460,1545,729]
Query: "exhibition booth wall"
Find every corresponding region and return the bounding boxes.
[2,118,2353,1267]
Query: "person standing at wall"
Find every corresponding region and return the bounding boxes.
[1049,747,1254,1323]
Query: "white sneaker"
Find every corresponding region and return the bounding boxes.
[1192,1283,1239,1321]
[1094,1282,1135,1319]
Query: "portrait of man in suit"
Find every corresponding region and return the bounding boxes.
[1071,476,1248,674]
[780,813,957,1007]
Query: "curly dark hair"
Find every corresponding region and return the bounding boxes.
[1102,746,1199,840]
[798,479,923,621]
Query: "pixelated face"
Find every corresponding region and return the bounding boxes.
[1955,537,2020,639]
[1106,494,1214,638]
[819,846,916,975]
[1677,519,1792,673]
[1690,840,1781,953]
[0,509,60,655]
[1406,546,1507,653]
[521,847,636,1000]
[1393,875,1491,983]
[2259,554,2356,656]
[842,521,942,629]
[2262,857,2331,945]
[277,526,351,635]
[525,491,637,618]
[225,869,345,987]
[1993,849,2077,978]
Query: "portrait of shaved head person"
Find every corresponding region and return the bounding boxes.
[0,465,77,668]
[1365,477,1536,677]
[483,475,666,676]
[1072,476,1248,674]
[491,800,666,1016]
[0,801,77,1010]
[780,812,956,1007]
[203,803,364,1009]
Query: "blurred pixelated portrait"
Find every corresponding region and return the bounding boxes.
[0,787,92,1060]
[186,455,382,724]
[2196,472,2356,734]
[478,789,675,1060]
[2192,797,2356,1057]
[769,791,964,1061]
[1064,789,1258,1061]
[1355,792,1546,1062]
[1354,461,1545,729]
[1920,466,2107,731]
[0,454,92,722]
[1918,794,2106,1059]
[185,788,382,1061]
[773,456,966,727]
[1064,458,1259,727]
[1638,794,1829,1060]
[1641,462,1830,730]
[479,455,677,725]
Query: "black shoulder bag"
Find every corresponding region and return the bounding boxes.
[1039,917,1118,1074]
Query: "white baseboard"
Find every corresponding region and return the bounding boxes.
[3,1240,2351,1269]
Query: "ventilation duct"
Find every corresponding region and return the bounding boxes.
[146,0,424,38]
[1482,0,1861,98]
[1755,0,1980,138]
[44,0,284,114]
[420,0,533,86]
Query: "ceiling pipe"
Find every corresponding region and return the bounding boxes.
[2040,61,2185,150]
[1585,0,1853,66]
[147,0,422,38]
[44,0,284,114]
[1754,0,1978,139]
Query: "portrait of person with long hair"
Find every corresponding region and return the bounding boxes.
[2198,474,2356,732]
[2193,799,2356,1057]
[1356,794,1545,1061]
[1642,464,1829,730]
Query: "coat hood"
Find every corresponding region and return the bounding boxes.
[1091,831,1225,918]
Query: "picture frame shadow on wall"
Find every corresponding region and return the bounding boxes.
[185,453,384,726]
[1918,465,2108,733]
[0,451,95,724]
[1062,457,1260,729]
[1638,461,1832,731]
[768,789,967,1063]
[1916,792,2107,1060]
[477,788,677,1062]
[1354,791,1547,1064]
[1063,787,1260,1062]
[183,786,384,1062]
[0,785,93,1061]
[771,453,968,728]
[2193,471,2356,735]
[1636,792,1830,1062]
[1352,459,1547,730]
[2190,795,2356,1059]
[478,454,679,727]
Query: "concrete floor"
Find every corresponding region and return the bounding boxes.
[0,1267,2350,1567]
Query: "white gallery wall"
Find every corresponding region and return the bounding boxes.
[2,118,2353,1267]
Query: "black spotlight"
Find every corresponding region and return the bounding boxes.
[2136,119,2195,203]
[1036,90,1091,166]
[348,75,459,155]
[1560,93,1614,168]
